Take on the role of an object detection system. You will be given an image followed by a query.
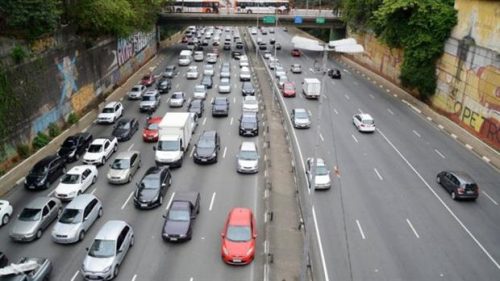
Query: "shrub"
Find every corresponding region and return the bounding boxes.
[48,122,61,138]
[32,132,51,150]
[67,112,79,125]
[16,144,31,159]
[10,45,27,64]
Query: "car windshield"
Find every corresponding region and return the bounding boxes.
[166,66,175,71]
[61,173,80,184]
[59,208,82,224]
[87,144,102,153]
[18,208,41,221]
[197,138,214,149]
[172,93,183,99]
[111,159,130,170]
[141,175,159,189]
[168,209,190,222]
[239,150,258,160]
[158,140,179,151]
[214,99,227,105]
[221,79,229,85]
[88,239,115,258]
[195,85,205,92]
[202,77,211,83]
[131,86,141,92]
[362,119,374,125]
[31,163,48,175]
[117,121,130,129]
[62,139,76,148]
[142,95,156,101]
[243,83,253,90]
[226,225,251,242]
[142,76,151,80]
[146,123,159,130]
[245,100,257,105]
[284,84,294,91]
[316,165,329,176]
[102,108,114,113]
[295,111,308,119]
[242,116,256,123]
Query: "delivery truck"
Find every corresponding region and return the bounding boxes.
[302,78,321,99]
[154,112,194,167]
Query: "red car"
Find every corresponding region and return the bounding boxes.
[291,49,301,57]
[221,208,257,265]
[282,82,296,97]
[141,74,156,87]
[142,116,162,142]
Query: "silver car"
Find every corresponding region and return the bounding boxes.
[306,158,331,190]
[107,151,141,184]
[81,220,134,280]
[10,197,61,242]
[139,90,160,112]
[169,92,186,107]
[291,108,311,129]
[237,141,259,174]
[193,84,207,100]
[218,78,231,93]
[203,64,214,76]
[51,194,103,244]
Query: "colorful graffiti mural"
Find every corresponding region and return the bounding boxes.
[117,31,155,66]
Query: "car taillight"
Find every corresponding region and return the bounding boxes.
[457,187,465,194]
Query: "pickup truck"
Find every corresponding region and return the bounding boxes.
[82,137,118,166]
[162,192,200,242]
[0,257,52,281]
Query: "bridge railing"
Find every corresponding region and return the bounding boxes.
[161,7,342,18]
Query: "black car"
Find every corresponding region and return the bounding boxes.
[212,97,229,117]
[201,75,213,89]
[112,118,139,141]
[163,65,178,78]
[269,38,275,45]
[242,82,255,96]
[328,68,342,79]
[232,51,242,60]
[239,112,259,137]
[134,166,172,209]
[57,132,93,162]
[188,99,204,118]
[276,43,282,50]
[436,171,479,200]
[223,42,231,50]
[235,41,244,49]
[25,155,66,190]
[259,44,267,51]
[162,192,200,242]
[157,78,172,94]
[193,130,220,164]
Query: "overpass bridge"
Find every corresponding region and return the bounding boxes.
[158,9,345,29]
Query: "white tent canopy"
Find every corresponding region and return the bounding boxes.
[292,36,364,53]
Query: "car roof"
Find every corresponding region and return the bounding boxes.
[448,171,475,183]
[67,194,99,210]
[35,155,59,166]
[215,96,228,101]
[147,117,162,124]
[358,113,373,120]
[242,112,257,117]
[294,108,307,114]
[114,150,140,160]
[244,96,257,101]
[67,165,95,175]
[95,220,129,240]
[227,208,252,226]
[144,166,166,177]
[240,141,256,151]
[201,130,217,138]
[26,197,55,209]
[105,101,120,108]
[91,138,108,145]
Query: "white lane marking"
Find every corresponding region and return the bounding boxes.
[451,133,458,139]
[412,130,421,138]
[190,146,195,158]
[223,146,227,158]
[165,192,175,210]
[374,168,383,180]
[210,97,214,103]
[233,97,236,104]
[189,278,193,281]
[465,144,473,150]
[482,191,499,206]
[344,94,350,100]
[202,117,207,125]
[434,149,446,159]
[16,177,25,185]
[369,94,375,99]
[70,271,79,281]
[333,108,338,115]
[121,192,134,210]
[351,135,358,143]
[176,84,180,89]
[393,93,397,97]
[312,207,330,281]
[406,219,420,238]
[356,219,366,240]
[387,108,394,115]
[319,133,324,142]
[209,192,216,211]
[438,124,444,130]
[377,128,500,270]
[90,188,97,195]
[264,169,268,177]
[264,240,269,254]
[426,116,432,121]
[128,143,134,151]
[230,117,234,125]
[482,156,491,163]
[132,274,137,281]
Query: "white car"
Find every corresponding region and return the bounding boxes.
[353,113,376,132]
[54,165,98,201]
[194,51,204,62]
[127,85,147,100]
[240,67,251,81]
[306,158,331,190]
[236,141,259,174]
[83,137,118,166]
[240,60,249,68]
[203,64,214,76]
[206,53,217,64]
[193,85,207,100]
[186,66,199,79]
[169,92,186,107]
[242,96,259,113]
[263,52,272,59]
[97,101,123,124]
[218,78,231,93]
[275,69,286,78]
[0,200,13,226]
[250,28,258,35]
[277,75,288,88]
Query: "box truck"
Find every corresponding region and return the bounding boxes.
[302,78,321,99]
[154,112,194,167]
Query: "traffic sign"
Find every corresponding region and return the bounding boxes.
[262,16,276,24]
[294,16,303,24]
[316,17,326,24]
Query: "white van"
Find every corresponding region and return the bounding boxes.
[178,50,193,66]
[302,78,321,99]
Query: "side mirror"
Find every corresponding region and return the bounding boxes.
[253,234,257,239]
[220,232,225,238]
[86,247,89,251]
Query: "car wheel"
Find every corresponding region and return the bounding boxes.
[101,157,106,165]
[114,144,118,152]
[92,176,97,184]
[159,195,163,205]
[98,207,103,218]
[78,230,85,241]
[130,235,135,247]
[113,265,120,279]
[436,175,441,184]
[2,214,10,226]
[36,229,43,239]
[451,191,458,200]
[168,178,172,186]
[127,175,132,183]
[75,154,80,161]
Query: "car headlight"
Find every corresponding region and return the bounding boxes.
[179,234,186,238]
[211,152,217,157]
[24,178,27,184]
[69,150,76,157]
[103,266,112,273]
[246,247,254,257]
[222,246,229,255]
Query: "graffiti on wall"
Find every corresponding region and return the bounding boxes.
[117,31,155,66]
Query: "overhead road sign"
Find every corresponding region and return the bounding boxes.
[262,16,276,24]
[316,17,325,24]
[294,16,303,24]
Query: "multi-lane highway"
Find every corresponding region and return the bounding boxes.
[249,27,500,281]
[0,28,265,281]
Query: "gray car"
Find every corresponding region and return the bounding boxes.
[237,141,259,174]
[81,220,134,280]
[9,197,61,242]
[139,90,160,112]
[51,194,103,244]
[107,151,141,184]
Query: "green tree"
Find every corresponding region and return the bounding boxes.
[0,0,62,39]
[342,0,383,32]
